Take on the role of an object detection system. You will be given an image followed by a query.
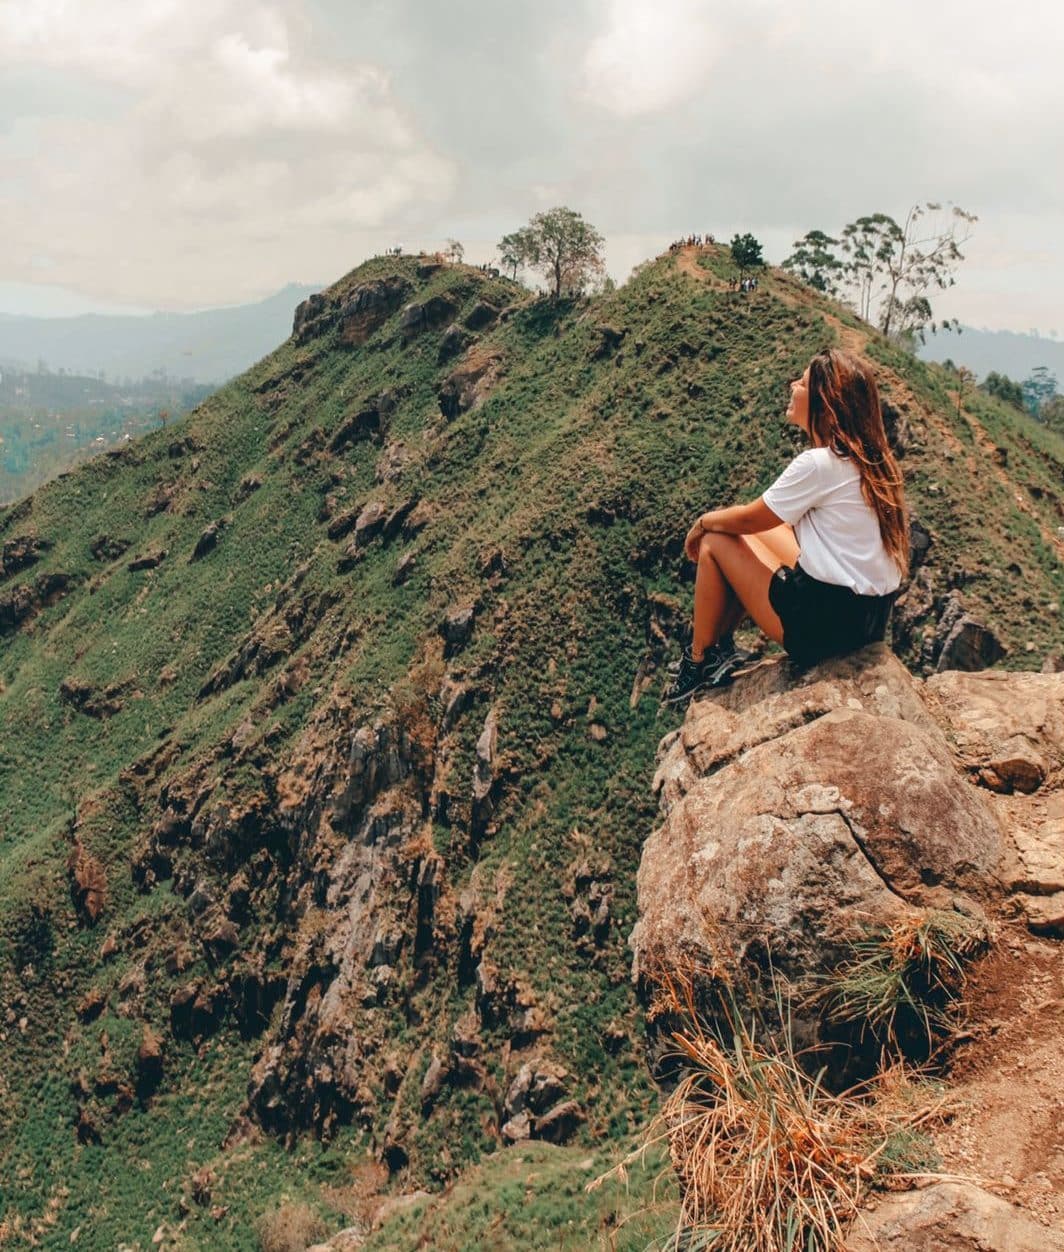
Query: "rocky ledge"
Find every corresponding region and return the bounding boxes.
[631,643,1064,1248]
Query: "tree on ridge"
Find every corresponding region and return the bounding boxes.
[730,233,764,281]
[497,207,605,298]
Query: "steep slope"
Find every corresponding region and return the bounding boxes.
[1,245,1062,1248]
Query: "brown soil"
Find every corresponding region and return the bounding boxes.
[936,921,1064,1231]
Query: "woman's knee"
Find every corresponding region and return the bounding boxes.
[700,531,738,560]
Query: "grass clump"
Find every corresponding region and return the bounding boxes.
[814,910,986,1058]
[255,1200,331,1252]
[594,967,947,1252]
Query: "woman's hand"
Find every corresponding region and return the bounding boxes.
[684,518,707,562]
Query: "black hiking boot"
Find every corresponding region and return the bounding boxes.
[665,633,750,677]
[661,642,742,705]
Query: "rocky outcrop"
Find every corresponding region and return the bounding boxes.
[1,534,52,578]
[59,676,134,718]
[90,534,131,562]
[190,517,228,561]
[294,277,412,346]
[400,294,458,343]
[633,644,1064,1242]
[437,347,504,420]
[438,322,474,363]
[630,646,1064,1064]
[67,840,107,924]
[0,571,75,634]
[245,702,442,1141]
[923,670,1063,794]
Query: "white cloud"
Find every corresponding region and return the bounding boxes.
[0,0,456,305]
[579,0,721,117]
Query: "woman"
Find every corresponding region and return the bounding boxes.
[664,347,908,705]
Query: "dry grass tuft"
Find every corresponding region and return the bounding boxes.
[593,965,949,1252]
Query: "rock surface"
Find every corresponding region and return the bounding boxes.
[632,647,1004,1027]
[846,1181,1064,1251]
[634,644,1064,1244]
[633,640,1064,1116]
[923,670,1064,794]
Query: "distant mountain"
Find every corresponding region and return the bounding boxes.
[919,325,1064,386]
[0,282,321,385]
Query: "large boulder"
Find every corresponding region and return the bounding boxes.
[631,645,1004,1062]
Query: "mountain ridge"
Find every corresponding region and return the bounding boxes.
[1,244,1062,1247]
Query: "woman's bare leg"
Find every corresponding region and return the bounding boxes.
[691,535,743,658]
[691,531,786,655]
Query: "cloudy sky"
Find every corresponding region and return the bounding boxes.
[1,0,1060,332]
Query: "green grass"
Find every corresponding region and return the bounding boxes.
[364,1139,678,1251]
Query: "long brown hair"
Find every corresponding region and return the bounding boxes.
[807,348,909,578]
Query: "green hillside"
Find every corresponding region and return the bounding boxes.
[1,246,1062,1249]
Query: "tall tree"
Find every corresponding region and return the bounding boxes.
[730,233,764,281]
[496,207,605,298]
[444,238,464,264]
[839,203,977,341]
[1022,365,1058,417]
[782,229,843,294]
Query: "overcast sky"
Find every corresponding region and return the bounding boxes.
[1,0,1061,332]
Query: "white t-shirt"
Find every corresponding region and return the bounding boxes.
[762,447,902,595]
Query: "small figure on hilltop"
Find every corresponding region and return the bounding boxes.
[664,348,908,703]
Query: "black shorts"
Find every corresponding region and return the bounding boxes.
[768,561,897,669]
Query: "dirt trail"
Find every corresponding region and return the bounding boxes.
[935,924,1064,1231]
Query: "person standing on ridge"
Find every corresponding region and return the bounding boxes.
[663,347,908,704]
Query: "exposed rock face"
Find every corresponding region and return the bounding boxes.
[245,702,442,1139]
[90,534,131,562]
[437,322,473,363]
[634,645,1064,1242]
[400,294,458,343]
[923,670,1063,795]
[59,676,133,718]
[437,347,504,420]
[922,669,1064,935]
[128,547,167,571]
[846,1181,1064,1251]
[294,277,412,346]
[1,534,52,577]
[631,645,1015,1064]
[0,571,75,634]
[464,300,500,332]
[67,840,107,924]
[191,518,227,561]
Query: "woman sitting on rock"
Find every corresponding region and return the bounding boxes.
[664,347,908,704]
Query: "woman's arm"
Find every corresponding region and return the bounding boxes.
[699,496,784,535]
[683,496,784,561]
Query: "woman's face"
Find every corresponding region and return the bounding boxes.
[786,365,811,432]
